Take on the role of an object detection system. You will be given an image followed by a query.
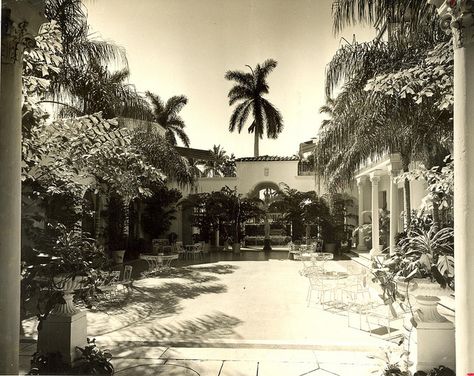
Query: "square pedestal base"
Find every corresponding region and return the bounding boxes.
[410,320,455,372]
[37,311,87,365]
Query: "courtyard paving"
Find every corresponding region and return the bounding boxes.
[21,252,394,375]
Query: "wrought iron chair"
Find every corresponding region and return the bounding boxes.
[97,271,121,297]
[305,267,337,308]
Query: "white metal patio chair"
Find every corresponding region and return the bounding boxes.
[152,238,169,254]
[174,241,186,259]
[116,265,133,294]
[288,243,301,260]
[305,269,337,308]
[97,271,121,297]
[345,287,406,340]
[189,242,203,260]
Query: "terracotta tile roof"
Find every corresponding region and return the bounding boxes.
[175,146,213,160]
[235,155,299,162]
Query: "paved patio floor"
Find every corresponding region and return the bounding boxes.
[21,253,395,375]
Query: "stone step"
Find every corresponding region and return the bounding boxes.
[94,338,382,354]
[344,251,372,270]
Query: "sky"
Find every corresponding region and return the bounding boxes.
[86,0,376,158]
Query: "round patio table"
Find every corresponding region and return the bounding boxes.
[300,252,334,272]
[300,252,333,260]
[318,270,348,280]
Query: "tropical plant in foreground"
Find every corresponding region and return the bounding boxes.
[225,59,283,157]
[397,226,454,288]
[22,223,111,330]
[396,156,454,230]
[28,338,113,375]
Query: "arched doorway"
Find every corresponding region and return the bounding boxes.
[247,182,288,250]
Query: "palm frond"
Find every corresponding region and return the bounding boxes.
[225,70,253,89]
[64,38,128,69]
[228,85,253,105]
[171,125,191,147]
[146,92,165,115]
[261,98,283,138]
[165,95,188,117]
[229,100,252,133]
[331,0,435,36]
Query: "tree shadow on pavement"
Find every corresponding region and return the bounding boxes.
[158,264,239,283]
[89,277,230,337]
[106,311,243,348]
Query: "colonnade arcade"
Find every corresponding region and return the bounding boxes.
[355,154,406,256]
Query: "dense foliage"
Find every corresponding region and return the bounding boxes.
[185,187,264,243]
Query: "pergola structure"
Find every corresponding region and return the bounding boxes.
[1,0,474,374]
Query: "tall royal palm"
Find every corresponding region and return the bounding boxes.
[146,92,190,147]
[225,59,283,157]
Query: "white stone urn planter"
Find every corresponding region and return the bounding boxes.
[396,277,452,323]
[396,277,455,371]
[50,275,87,316]
[112,249,126,264]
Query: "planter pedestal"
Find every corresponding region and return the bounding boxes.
[263,238,272,252]
[37,311,87,365]
[397,280,455,373]
[232,243,241,254]
[37,277,87,365]
[409,309,455,372]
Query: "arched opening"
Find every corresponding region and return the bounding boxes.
[245,182,290,248]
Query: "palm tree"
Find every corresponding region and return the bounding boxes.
[132,129,194,187]
[45,0,130,106]
[225,59,283,157]
[146,92,190,147]
[47,61,151,119]
[314,2,452,228]
[315,79,451,225]
[331,0,440,39]
[203,145,228,177]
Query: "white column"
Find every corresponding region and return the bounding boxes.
[0,5,43,373]
[430,2,474,373]
[452,6,474,374]
[356,176,367,251]
[0,26,23,376]
[388,169,400,255]
[370,174,380,256]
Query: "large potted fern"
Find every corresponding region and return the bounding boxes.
[391,226,454,322]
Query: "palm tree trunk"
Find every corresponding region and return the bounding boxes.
[254,131,259,157]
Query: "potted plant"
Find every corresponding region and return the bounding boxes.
[24,223,109,320]
[396,226,454,286]
[23,223,110,363]
[110,236,127,264]
[376,224,454,322]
